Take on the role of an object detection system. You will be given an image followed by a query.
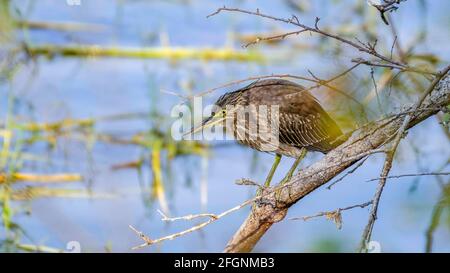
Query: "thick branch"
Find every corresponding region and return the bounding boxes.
[224,73,450,253]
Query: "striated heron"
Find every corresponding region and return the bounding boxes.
[189,79,344,188]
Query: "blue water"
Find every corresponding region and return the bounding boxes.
[1,0,449,252]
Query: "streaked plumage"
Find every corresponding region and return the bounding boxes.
[212,79,344,157]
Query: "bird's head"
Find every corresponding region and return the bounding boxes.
[184,91,242,137]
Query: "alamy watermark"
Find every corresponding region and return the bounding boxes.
[66,0,81,6]
[65,241,81,253]
[366,240,382,253]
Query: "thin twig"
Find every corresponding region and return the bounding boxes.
[352,58,438,76]
[390,36,397,60]
[327,156,369,190]
[130,196,255,249]
[370,67,384,116]
[290,201,373,229]
[243,29,309,48]
[365,172,450,182]
[157,209,218,222]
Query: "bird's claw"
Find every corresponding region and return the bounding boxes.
[253,186,275,210]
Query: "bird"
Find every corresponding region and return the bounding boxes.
[188,79,344,188]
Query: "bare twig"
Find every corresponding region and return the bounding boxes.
[129,225,154,247]
[160,89,189,100]
[235,178,263,189]
[130,192,261,249]
[326,156,369,190]
[365,172,450,182]
[157,209,218,222]
[243,29,309,48]
[390,35,397,60]
[352,58,438,76]
[290,201,372,230]
[370,68,384,115]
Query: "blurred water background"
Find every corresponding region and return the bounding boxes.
[0,0,449,252]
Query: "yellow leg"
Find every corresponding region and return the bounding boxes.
[264,154,282,187]
[254,154,282,209]
[279,148,307,185]
[256,154,281,197]
[274,149,307,203]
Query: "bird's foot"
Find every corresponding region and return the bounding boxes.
[253,186,277,210]
[274,151,306,202]
[279,172,294,186]
[273,169,292,200]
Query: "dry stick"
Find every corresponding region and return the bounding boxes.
[296,202,373,221]
[289,201,372,221]
[351,58,438,76]
[207,7,405,67]
[386,13,406,62]
[370,67,384,116]
[304,64,368,107]
[358,64,450,252]
[326,156,369,190]
[157,209,218,222]
[130,195,260,249]
[365,172,450,182]
[390,35,397,60]
[243,29,309,48]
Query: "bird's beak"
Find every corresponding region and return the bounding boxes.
[183,115,227,138]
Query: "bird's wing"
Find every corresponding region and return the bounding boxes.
[277,92,343,153]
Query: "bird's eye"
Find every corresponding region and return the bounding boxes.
[222,110,226,115]
[211,111,216,116]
